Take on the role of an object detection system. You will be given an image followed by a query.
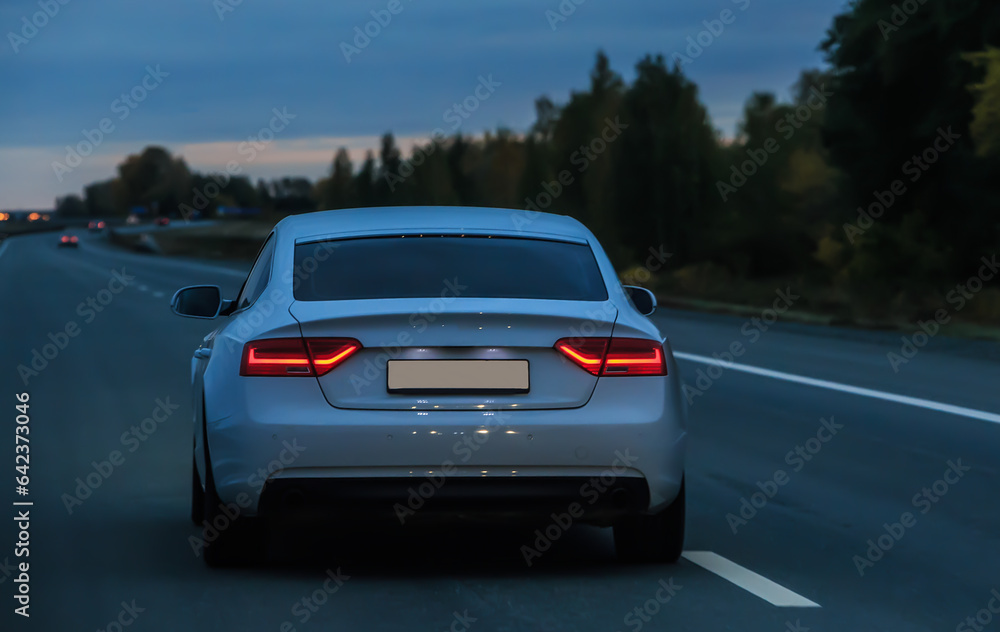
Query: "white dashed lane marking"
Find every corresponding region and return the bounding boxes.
[682,551,820,607]
[674,352,1000,425]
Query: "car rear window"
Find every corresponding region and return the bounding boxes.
[293,236,609,301]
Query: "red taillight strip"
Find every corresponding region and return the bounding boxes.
[248,348,310,365]
[556,343,603,368]
[306,339,361,376]
[312,347,356,367]
[554,339,608,376]
[241,338,362,377]
[605,348,663,366]
[555,337,667,377]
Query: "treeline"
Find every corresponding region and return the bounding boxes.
[59,0,1000,321]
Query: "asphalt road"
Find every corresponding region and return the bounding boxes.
[1,229,998,631]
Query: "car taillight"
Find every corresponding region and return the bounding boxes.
[240,338,361,377]
[555,337,666,377]
[70,236,78,242]
[554,338,608,376]
[305,339,362,375]
[60,236,68,242]
[602,338,666,376]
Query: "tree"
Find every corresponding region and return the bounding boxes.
[116,146,192,216]
[612,55,720,268]
[84,180,116,217]
[55,194,86,217]
[354,151,377,207]
[376,132,405,205]
[966,47,1000,157]
[820,0,1000,279]
[315,148,356,209]
[270,177,314,213]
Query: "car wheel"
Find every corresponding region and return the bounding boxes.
[613,478,685,563]
[201,437,259,567]
[191,454,204,526]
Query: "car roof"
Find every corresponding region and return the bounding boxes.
[275,206,592,243]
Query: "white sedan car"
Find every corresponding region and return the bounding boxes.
[172,206,687,566]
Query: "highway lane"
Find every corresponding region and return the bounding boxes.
[1,229,998,631]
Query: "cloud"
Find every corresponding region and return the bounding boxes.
[0,0,848,208]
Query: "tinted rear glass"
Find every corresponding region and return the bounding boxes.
[293,236,609,301]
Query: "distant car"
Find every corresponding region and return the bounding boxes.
[126,214,141,225]
[172,206,686,567]
[88,220,106,232]
[58,234,79,248]
[155,217,170,226]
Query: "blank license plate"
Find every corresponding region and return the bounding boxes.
[387,360,529,393]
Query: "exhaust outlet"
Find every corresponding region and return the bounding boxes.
[611,488,630,509]
[282,489,305,509]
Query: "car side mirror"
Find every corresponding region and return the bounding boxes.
[623,285,657,316]
[171,285,228,319]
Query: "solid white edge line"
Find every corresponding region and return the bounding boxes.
[682,551,820,608]
[674,351,1000,425]
[0,238,10,261]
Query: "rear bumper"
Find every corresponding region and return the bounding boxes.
[205,371,686,520]
[258,472,652,525]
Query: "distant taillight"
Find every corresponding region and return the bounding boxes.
[555,337,666,377]
[60,236,68,242]
[70,236,78,242]
[240,338,361,377]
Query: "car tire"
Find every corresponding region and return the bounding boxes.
[201,436,259,567]
[191,455,205,526]
[613,478,685,563]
